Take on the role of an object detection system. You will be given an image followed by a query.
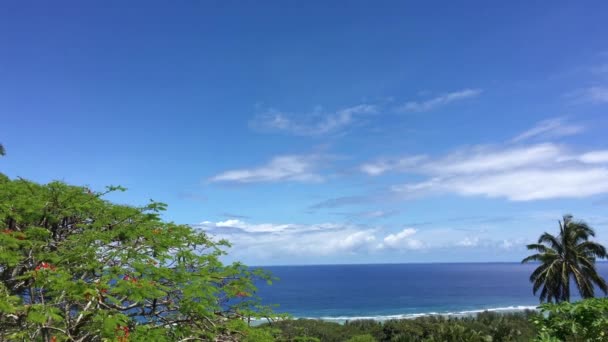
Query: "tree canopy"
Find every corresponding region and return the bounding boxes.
[0,174,278,341]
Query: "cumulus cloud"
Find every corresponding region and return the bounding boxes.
[196,218,536,263]
[250,104,377,136]
[455,236,526,250]
[381,228,423,249]
[208,154,326,184]
[398,88,482,113]
[456,237,480,247]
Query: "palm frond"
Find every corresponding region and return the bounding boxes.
[522,215,608,303]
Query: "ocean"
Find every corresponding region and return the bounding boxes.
[254,263,608,321]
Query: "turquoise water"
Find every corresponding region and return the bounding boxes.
[254,263,608,321]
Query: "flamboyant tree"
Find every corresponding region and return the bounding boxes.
[0,174,278,341]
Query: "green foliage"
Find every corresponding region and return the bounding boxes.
[346,334,376,342]
[532,298,608,341]
[0,174,279,341]
[522,214,608,303]
[264,311,539,342]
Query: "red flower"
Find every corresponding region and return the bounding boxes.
[35,262,55,271]
[123,275,137,283]
[115,325,130,342]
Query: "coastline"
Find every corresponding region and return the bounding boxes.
[311,305,539,323]
[251,304,540,325]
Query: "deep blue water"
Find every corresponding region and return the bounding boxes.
[254,263,608,321]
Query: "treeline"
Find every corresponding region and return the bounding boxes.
[261,298,608,341]
[261,311,539,342]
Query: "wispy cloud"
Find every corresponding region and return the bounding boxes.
[590,64,608,75]
[200,219,343,234]
[360,156,427,176]
[361,143,564,177]
[392,167,608,201]
[579,151,608,164]
[586,86,608,103]
[511,117,584,143]
[357,118,608,201]
[208,154,327,184]
[197,219,380,259]
[387,143,608,201]
[250,104,377,136]
[569,86,608,103]
[309,195,372,210]
[398,88,482,113]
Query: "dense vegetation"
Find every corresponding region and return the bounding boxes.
[263,299,608,342]
[263,311,540,342]
[533,298,608,341]
[0,174,279,341]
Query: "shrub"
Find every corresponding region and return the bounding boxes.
[533,298,608,341]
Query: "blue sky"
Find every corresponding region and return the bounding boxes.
[2,1,608,265]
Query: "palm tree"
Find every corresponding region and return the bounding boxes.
[522,215,608,303]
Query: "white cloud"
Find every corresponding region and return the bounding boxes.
[381,228,423,250]
[358,117,608,202]
[425,143,563,175]
[455,236,526,250]
[456,237,479,247]
[200,219,341,234]
[209,154,325,184]
[361,144,563,177]
[197,218,535,263]
[441,168,608,201]
[399,89,482,112]
[579,150,608,164]
[251,104,377,136]
[511,117,584,142]
[197,219,380,259]
[360,156,427,176]
[388,143,608,201]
